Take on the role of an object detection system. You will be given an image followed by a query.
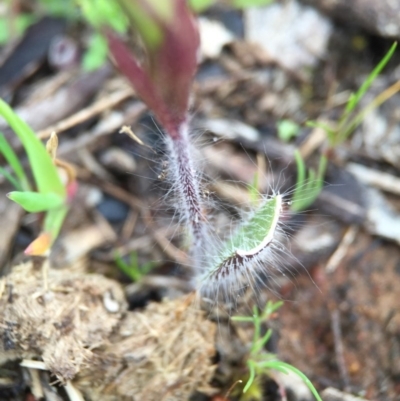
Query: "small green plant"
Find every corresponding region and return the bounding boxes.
[291,42,397,211]
[308,42,397,148]
[114,251,157,282]
[0,99,76,255]
[291,150,327,212]
[232,301,323,401]
[277,119,300,143]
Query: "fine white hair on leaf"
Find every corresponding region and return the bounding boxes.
[195,194,285,301]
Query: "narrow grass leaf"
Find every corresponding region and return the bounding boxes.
[232,0,274,8]
[188,0,215,12]
[0,99,65,196]
[43,206,69,242]
[345,42,397,114]
[243,360,257,393]
[0,133,30,190]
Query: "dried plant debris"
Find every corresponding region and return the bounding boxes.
[0,261,127,382]
[0,262,216,400]
[75,297,217,401]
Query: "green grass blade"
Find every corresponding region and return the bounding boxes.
[7,191,64,213]
[114,252,141,281]
[269,361,323,401]
[231,316,255,322]
[0,133,30,190]
[232,0,274,8]
[0,167,22,190]
[277,119,300,142]
[248,171,260,205]
[345,42,397,115]
[188,0,215,12]
[243,360,257,393]
[291,150,306,210]
[82,32,108,71]
[0,99,65,196]
[43,206,69,244]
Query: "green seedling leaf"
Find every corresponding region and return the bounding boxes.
[7,191,64,213]
[203,195,282,285]
[0,133,30,190]
[232,0,274,8]
[77,0,128,33]
[0,14,36,45]
[344,42,397,115]
[248,171,260,205]
[114,251,156,282]
[266,361,323,401]
[277,119,300,142]
[82,32,108,71]
[0,99,65,197]
[291,151,327,212]
[243,360,257,393]
[226,195,281,256]
[43,206,69,241]
[25,205,69,255]
[188,0,215,11]
[38,0,79,19]
[305,120,335,144]
[231,316,255,322]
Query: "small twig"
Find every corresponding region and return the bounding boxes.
[299,122,329,159]
[326,225,358,274]
[65,380,85,401]
[20,360,47,370]
[330,309,351,390]
[99,181,145,210]
[78,147,115,182]
[27,367,44,400]
[119,125,156,154]
[37,88,135,139]
[347,163,400,196]
[225,379,243,399]
[121,210,139,242]
[143,210,189,266]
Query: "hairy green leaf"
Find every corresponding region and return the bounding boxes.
[214,195,282,270]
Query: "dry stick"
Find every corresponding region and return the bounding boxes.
[142,210,189,266]
[37,88,135,139]
[346,163,400,196]
[326,225,358,274]
[99,180,188,265]
[326,226,358,389]
[330,308,351,391]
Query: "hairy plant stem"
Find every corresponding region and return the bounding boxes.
[166,124,206,265]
